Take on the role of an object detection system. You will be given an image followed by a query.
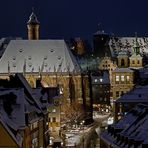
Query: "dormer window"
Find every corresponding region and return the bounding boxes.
[50,49,54,53]
[13,63,16,67]
[44,63,47,67]
[19,49,23,53]
[28,56,32,60]
[28,62,32,67]
[44,56,47,60]
[58,56,61,60]
[12,56,16,60]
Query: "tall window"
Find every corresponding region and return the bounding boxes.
[115,75,119,82]
[137,60,140,64]
[127,76,130,82]
[121,75,124,81]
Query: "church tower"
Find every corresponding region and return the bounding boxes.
[27,8,40,40]
[117,50,129,68]
[129,35,143,68]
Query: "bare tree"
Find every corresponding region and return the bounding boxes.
[61,101,84,127]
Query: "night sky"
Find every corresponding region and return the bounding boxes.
[0,0,148,41]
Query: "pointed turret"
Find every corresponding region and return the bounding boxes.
[133,33,140,55]
[27,8,40,40]
[129,33,143,68]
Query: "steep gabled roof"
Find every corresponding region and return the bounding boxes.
[0,40,80,74]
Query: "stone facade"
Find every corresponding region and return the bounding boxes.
[111,68,134,100]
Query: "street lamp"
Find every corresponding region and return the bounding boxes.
[80,120,85,148]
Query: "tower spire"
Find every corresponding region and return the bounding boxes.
[133,32,140,55]
[27,8,40,40]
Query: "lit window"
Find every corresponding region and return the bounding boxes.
[33,122,38,129]
[116,75,119,81]
[127,76,130,81]
[94,79,98,83]
[121,75,124,81]
[52,109,56,112]
[100,78,103,82]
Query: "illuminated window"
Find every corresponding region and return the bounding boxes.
[52,109,56,112]
[127,76,130,81]
[94,79,98,83]
[33,122,38,129]
[100,78,103,82]
[121,75,124,81]
[115,75,119,81]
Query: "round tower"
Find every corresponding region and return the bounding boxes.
[27,9,40,40]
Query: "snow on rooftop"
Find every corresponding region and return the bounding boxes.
[109,37,148,57]
[101,104,148,147]
[113,68,134,73]
[0,88,26,128]
[117,85,148,103]
[0,40,80,74]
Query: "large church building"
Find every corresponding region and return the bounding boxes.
[0,10,90,106]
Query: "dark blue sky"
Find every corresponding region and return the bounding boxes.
[0,0,148,41]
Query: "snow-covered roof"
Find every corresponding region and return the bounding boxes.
[116,85,148,103]
[100,104,148,148]
[109,37,148,57]
[0,88,26,147]
[0,88,26,128]
[139,68,148,79]
[113,68,134,73]
[0,40,80,74]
